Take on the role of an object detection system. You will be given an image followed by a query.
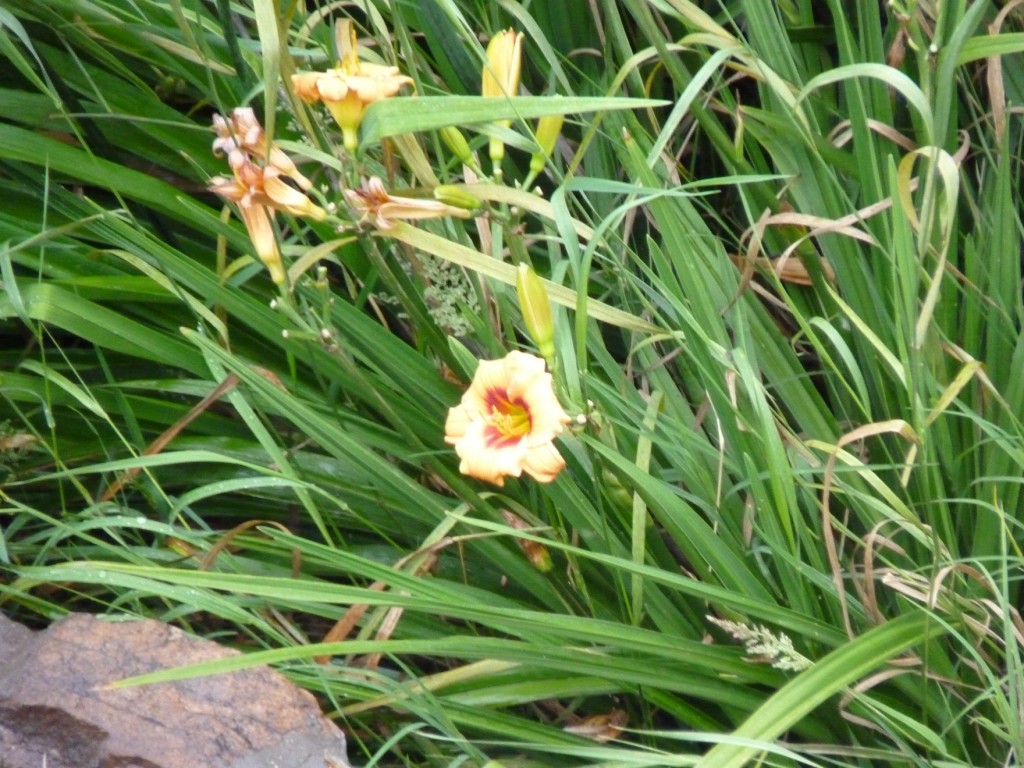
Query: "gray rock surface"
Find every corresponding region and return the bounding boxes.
[0,612,350,768]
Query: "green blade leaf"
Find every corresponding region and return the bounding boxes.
[696,613,949,768]
[361,95,668,143]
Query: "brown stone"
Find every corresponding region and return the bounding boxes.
[0,613,350,768]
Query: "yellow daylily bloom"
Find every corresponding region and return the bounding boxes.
[481,29,523,173]
[482,29,523,99]
[292,28,414,152]
[344,177,472,229]
[445,351,570,486]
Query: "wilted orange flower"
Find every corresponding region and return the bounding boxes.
[344,177,472,229]
[564,709,628,742]
[500,509,553,571]
[212,107,313,191]
[445,351,570,486]
[209,109,325,284]
[292,28,414,152]
[209,170,283,283]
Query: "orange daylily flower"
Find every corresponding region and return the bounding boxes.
[209,110,325,284]
[292,28,414,152]
[344,177,472,229]
[445,351,571,486]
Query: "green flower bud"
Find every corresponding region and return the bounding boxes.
[439,126,475,167]
[516,263,555,362]
[530,114,564,174]
[433,184,482,211]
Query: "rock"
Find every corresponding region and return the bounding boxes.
[0,612,350,768]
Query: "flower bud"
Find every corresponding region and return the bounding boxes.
[530,114,564,174]
[602,467,633,509]
[516,263,555,362]
[482,29,523,176]
[439,126,475,167]
[433,184,482,211]
[482,30,523,99]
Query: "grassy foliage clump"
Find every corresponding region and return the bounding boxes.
[2,1,1023,766]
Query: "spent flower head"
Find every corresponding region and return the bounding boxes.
[209,109,325,284]
[344,177,473,230]
[212,107,313,190]
[708,616,813,672]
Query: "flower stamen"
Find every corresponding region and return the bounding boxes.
[485,394,531,446]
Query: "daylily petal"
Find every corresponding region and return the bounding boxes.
[230,107,262,145]
[208,175,246,202]
[518,376,568,436]
[292,71,327,102]
[267,146,312,190]
[503,351,548,397]
[211,113,235,157]
[236,201,285,285]
[231,155,264,189]
[465,357,517,415]
[263,171,326,220]
[454,419,529,487]
[444,404,473,442]
[522,441,567,483]
[315,75,354,102]
[347,70,411,101]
